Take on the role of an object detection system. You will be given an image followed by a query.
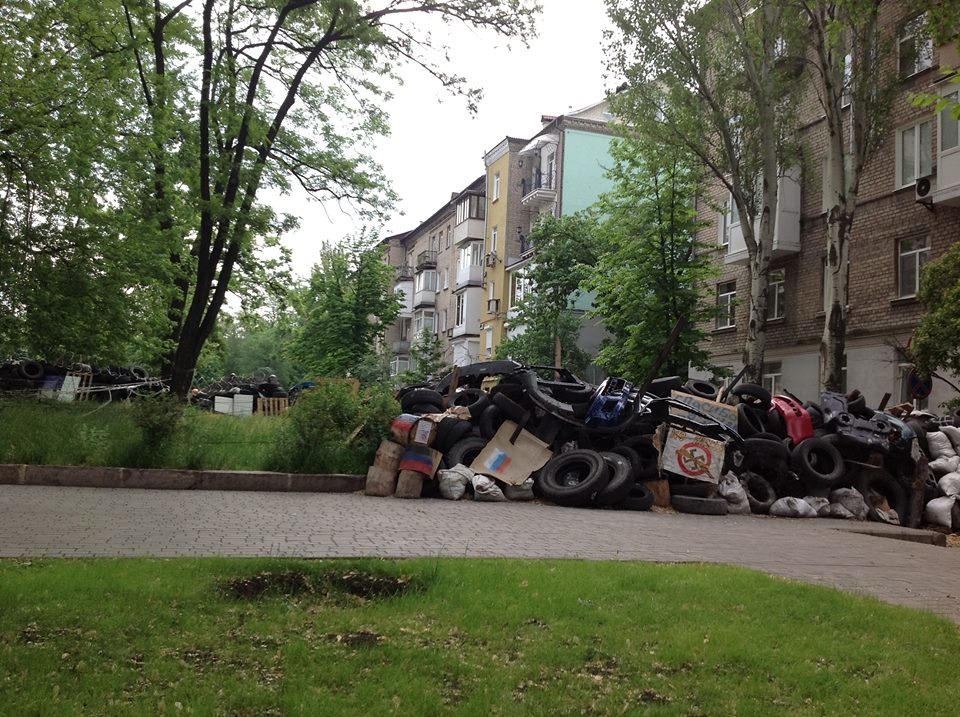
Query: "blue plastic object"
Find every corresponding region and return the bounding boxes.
[584,377,634,428]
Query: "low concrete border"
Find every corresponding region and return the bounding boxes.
[0,464,363,494]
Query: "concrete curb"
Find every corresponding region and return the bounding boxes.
[0,464,364,494]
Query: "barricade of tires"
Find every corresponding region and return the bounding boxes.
[0,359,162,399]
[369,363,958,533]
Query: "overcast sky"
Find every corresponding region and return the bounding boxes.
[270,0,616,274]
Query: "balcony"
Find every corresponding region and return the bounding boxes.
[413,289,436,308]
[724,170,802,265]
[416,250,437,270]
[392,340,410,353]
[520,171,557,209]
[453,218,485,245]
[395,264,413,281]
[455,264,483,289]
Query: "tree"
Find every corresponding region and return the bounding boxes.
[397,329,450,385]
[112,0,540,397]
[288,234,401,377]
[795,0,906,391]
[587,132,720,382]
[606,0,805,382]
[912,241,960,379]
[495,214,597,374]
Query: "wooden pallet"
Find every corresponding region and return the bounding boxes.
[257,396,289,416]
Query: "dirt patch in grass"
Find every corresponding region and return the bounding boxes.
[220,568,412,602]
[327,570,410,599]
[223,570,314,599]
[324,630,383,647]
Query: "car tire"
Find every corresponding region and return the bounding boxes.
[536,450,610,507]
[737,403,766,438]
[740,471,777,514]
[681,379,719,400]
[451,388,490,419]
[671,494,729,516]
[434,417,474,454]
[621,482,655,511]
[400,388,445,413]
[791,436,845,489]
[731,383,772,409]
[855,470,910,524]
[478,404,504,439]
[668,478,716,498]
[17,360,44,381]
[594,452,635,507]
[445,436,488,469]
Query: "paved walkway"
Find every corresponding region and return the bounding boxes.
[2,485,959,624]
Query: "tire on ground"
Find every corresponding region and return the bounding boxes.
[855,470,910,524]
[593,452,634,507]
[741,471,777,514]
[536,450,610,507]
[670,494,729,516]
[621,482,655,511]
[791,436,845,489]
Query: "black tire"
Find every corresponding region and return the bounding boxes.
[594,452,635,507]
[766,407,787,439]
[804,402,824,428]
[737,403,766,438]
[846,390,868,417]
[446,436,488,468]
[791,436,845,489]
[17,360,44,381]
[741,471,777,514]
[492,391,529,424]
[855,470,910,524]
[408,402,443,415]
[536,450,610,507]
[731,383,772,410]
[434,417,473,453]
[742,436,791,465]
[621,482,655,511]
[622,435,659,480]
[610,445,641,478]
[681,379,719,400]
[129,366,148,381]
[478,404,504,440]
[451,388,490,419]
[400,388,445,413]
[671,494,729,516]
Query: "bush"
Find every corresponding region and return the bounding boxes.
[126,394,185,467]
[271,381,399,474]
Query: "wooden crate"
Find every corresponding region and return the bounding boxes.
[257,396,289,416]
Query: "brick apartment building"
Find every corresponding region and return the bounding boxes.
[689,7,960,409]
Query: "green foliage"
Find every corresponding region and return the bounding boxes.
[496,214,598,374]
[127,394,186,467]
[1,558,959,715]
[288,234,401,379]
[587,133,720,382]
[397,330,451,385]
[913,241,960,378]
[272,381,398,474]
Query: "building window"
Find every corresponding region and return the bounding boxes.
[456,195,484,224]
[842,53,852,107]
[413,309,435,335]
[485,328,493,356]
[415,270,438,293]
[445,227,451,249]
[767,269,785,320]
[716,281,736,329]
[942,91,959,153]
[439,309,447,333]
[896,120,932,189]
[762,362,782,397]
[491,226,499,254]
[899,13,933,77]
[443,268,449,290]
[455,294,466,327]
[898,235,929,298]
[390,356,410,376]
[493,172,501,201]
[720,194,739,247]
[511,273,532,307]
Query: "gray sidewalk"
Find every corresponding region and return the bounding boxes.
[2,484,959,624]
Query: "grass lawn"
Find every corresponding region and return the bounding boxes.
[1,559,958,716]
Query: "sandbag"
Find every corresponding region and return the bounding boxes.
[804,496,830,516]
[717,473,751,514]
[938,472,960,497]
[926,431,956,459]
[438,463,473,500]
[929,456,960,476]
[503,477,535,501]
[941,425,960,452]
[472,474,509,502]
[823,502,856,519]
[924,495,960,529]
[829,487,869,520]
[770,496,818,518]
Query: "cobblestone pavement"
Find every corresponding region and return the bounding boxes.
[2,485,959,624]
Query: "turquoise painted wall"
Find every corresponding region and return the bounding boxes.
[560,129,615,216]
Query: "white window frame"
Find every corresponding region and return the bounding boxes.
[721,193,739,247]
[767,269,785,320]
[390,356,410,377]
[899,13,933,78]
[898,235,929,299]
[716,281,736,329]
[455,294,466,327]
[443,268,449,290]
[415,270,438,293]
[895,120,932,189]
[492,172,501,201]
[491,225,499,254]
[941,90,960,154]
[762,362,782,397]
[414,309,435,336]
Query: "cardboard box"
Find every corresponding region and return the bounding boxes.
[669,391,737,430]
[398,444,442,477]
[470,420,552,486]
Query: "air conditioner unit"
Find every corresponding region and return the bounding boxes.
[487,298,500,313]
[916,175,935,207]
[484,252,498,267]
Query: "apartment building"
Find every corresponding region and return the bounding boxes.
[691,10,960,408]
[481,100,617,371]
[381,176,485,376]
